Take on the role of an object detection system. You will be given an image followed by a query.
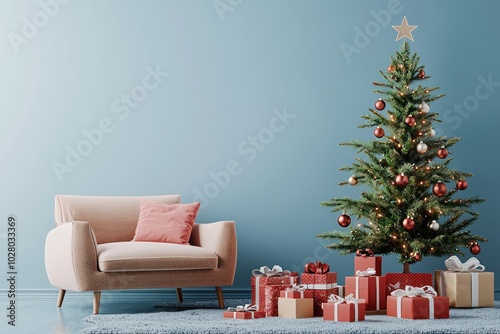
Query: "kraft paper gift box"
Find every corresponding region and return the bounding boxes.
[251,265,298,312]
[322,295,365,322]
[277,286,314,319]
[434,256,494,307]
[354,256,382,276]
[345,274,386,311]
[223,304,266,320]
[385,272,433,296]
[301,272,338,317]
[387,286,449,320]
[278,297,314,319]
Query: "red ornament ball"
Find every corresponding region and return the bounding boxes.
[338,213,351,227]
[388,65,396,72]
[412,252,422,261]
[374,126,385,138]
[433,182,447,197]
[395,173,409,187]
[375,99,386,111]
[470,243,481,255]
[437,146,449,159]
[457,179,468,190]
[418,70,426,79]
[402,217,415,230]
[405,115,416,126]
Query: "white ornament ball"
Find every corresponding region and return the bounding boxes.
[429,220,440,231]
[348,176,358,186]
[428,128,436,137]
[417,141,428,154]
[419,102,430,113]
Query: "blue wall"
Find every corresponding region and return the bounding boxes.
[1,0,499,291]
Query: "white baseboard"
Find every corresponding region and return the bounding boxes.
[0,288,251,301]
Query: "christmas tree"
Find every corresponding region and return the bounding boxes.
[317,38,486,271]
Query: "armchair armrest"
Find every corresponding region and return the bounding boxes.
[45,221,98,292]
[190,221,237,284]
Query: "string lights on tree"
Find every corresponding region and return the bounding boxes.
[318,38,486,269]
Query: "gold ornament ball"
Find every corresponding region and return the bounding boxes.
[419,102,430,113]
[348,176,358,186]
[429,220,440,231]
[428,128,436,137]
[417,141,428,154]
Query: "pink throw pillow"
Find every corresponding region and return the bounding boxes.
[132,200,201,244]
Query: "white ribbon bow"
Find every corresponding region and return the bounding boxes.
[445,256,485,272]
[287,283,306,292]
[391,285,437,298]
[327,293,363,304]
[252,265,291,277]
[355,268,376,277]
[227,304,258,312]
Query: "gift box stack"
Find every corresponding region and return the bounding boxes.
[301,261,338,316]
[250,265,298,317]
[345,250,386,312]
[224,255,494,322]
[277,285,314,319]
[435,256,494,308]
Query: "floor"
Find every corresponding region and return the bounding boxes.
[1,291,210,334]
[2,291,499,334]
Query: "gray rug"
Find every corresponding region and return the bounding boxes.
[82,299,500,333]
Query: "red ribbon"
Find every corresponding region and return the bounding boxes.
[304,261,330,274]
[355,248,374,257]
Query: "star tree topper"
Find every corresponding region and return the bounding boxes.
[392,16,417,41]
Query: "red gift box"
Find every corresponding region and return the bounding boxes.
[385,272,433,296]
[223,311,266,319]
[387,295,449,319]
[301,272,338,316]
[354,256,382,276]
[264,285,293,316]
[345,275,386,310]
[251,273,298,311]
[322,302,365,322]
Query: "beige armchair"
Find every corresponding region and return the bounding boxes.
[45,194,237,314]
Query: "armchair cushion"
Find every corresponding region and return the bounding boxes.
[132,200,200,244]
[97,241,218,272]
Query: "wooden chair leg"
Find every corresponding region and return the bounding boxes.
[215,286,225,309]
[176,288,183,303]
[57,289,66,307]
[93,291,101,315]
